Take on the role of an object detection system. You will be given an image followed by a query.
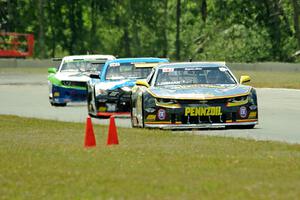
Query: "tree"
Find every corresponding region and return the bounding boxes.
[175,0,181,60]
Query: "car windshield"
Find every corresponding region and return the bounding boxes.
[155,66,236,86]
[105,62,155,80]
[60,61,105,73]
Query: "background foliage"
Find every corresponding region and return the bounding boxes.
[1,0,300,62]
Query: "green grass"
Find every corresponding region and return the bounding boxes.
[233,70,300,89]
[1,115,300,199]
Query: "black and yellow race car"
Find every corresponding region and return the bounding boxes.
[130,62,258,129]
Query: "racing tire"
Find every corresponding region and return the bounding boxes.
[226,124,255,129]
[241,125,255,129]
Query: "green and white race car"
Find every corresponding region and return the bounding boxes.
[48,55,115,106]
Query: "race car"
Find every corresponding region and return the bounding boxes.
[87,57,169,117]
[48,55,115,106]
[131,62,258,129]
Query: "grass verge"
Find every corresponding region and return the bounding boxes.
[1,115,300,199]
[233,70,300,89]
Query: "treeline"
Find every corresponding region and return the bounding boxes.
[1,0,300,62]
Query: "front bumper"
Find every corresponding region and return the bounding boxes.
[51,85,87,103]
[145,120,258,129]
[95,89,131,114]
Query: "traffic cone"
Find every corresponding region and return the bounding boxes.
[84,116,96,148]
[107,116,119,145]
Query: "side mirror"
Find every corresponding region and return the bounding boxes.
[90,73,100,79]
[48,67,57,74]
[136,80,150,88]
[240,75,251,84]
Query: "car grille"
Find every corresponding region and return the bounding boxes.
[180,114,227,124]
[62,81,87,87]
[177,98,228,105]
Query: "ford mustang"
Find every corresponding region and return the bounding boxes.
[131,62,258,129]
[87,57,169,117]
[48,54,115,106]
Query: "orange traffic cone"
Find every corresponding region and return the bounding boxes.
[107,116,119,145]
[84,116,96,148]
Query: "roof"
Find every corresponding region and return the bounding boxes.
[106,57,169,64]
[63,54,116,61]
[157,62,227,69]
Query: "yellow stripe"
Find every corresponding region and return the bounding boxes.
[248,111,257,118]
[226,119,257,123]
[226,98,248,107]
[155,101,181,109]
[145,121,182,124]
[134,63,158,68]
[236,119,257,122]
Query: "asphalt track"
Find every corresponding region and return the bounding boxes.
[1,73,300,144]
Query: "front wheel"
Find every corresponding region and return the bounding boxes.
[50,102,67,107]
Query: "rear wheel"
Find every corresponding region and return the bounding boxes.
[87,86,98,117]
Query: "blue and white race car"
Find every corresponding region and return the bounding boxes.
[87,57,169,117]
[48,55,115,106]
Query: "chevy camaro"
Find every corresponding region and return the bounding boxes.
[131,62,258,129]
[48,54,115,106]
[87,57,169,117]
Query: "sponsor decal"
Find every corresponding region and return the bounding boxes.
[248,111,257,118]
[146,114,156,120]
[219,67,227,72]
[184,67,202,71]
[98,107,107,112]
[162,68,174,73]
[135,63,158,68]
[109,62,120,67]
[249,105,257,110]
[157,109,166,120]
[239,106,248,118]
[54,92,60,97]
[184,106,222,116]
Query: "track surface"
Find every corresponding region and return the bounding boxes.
[1,73,300,144]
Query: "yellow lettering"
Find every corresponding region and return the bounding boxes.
[195,107,201,116]
[185,107,191,116]
[217,107,222,115]
[190,107,195,116]
[210,107,215,115]
[200,107,206,116]
[185,106,222,116]
[205,108,209,116]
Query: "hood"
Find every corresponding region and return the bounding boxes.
[55,72,91,82]
[149,84,251,99]
[95,79,136,90]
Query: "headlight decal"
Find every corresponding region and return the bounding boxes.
[226,96,248,107]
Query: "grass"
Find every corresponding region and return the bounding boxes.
[1,115,300,199]
[233,70,300,89]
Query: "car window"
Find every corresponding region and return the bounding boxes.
[60,61,101,72]
[155,66,236,86]
[105,62,154,81]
